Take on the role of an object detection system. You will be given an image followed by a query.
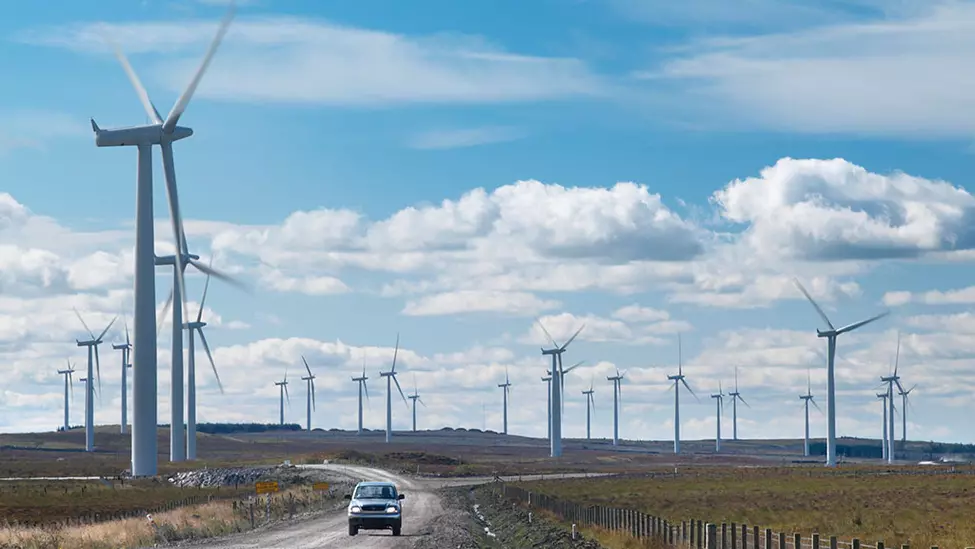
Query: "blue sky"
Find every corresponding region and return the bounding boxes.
[2,0,975,446]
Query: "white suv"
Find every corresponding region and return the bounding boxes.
[344,481,405,536]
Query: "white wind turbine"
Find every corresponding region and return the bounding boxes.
[112,320,132,435]
[352,360,370,435]
[498,368,512,435]
[606,368,625,446]
[799,369,822,457]
[793,278,889,467]
[667,333,699,454]
[898,383,916,446]
[876,391,890,461]
[536,318,585,458]
[183,272,225,460]
[57,361,76,432]
[301,356,316,432]
[711,381,725,453]
[582,377,595,441]
[407,373,425,432]
[727,367,750,440]
[541,374,552,442]
[880,332,905,464]
[74,309,117,452]
[274,367,290,425]
[380,334,409,443]
[91,1,239,477]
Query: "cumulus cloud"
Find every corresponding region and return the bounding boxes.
[402,290,560,317]
[882,285,975,306]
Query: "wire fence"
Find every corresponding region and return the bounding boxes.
[493,482,967,549]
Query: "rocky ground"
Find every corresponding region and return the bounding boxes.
[166,464,353,491]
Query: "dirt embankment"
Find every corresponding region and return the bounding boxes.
[414,484,603,549]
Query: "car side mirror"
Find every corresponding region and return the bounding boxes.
[398,494,405,500]
[343,494,352,500]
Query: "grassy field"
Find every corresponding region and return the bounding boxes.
[516,465,975,549]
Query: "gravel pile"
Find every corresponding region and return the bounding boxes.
[167,466,280,488]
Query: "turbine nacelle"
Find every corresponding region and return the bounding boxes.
[92,121,193,147]
[155,252,201,266]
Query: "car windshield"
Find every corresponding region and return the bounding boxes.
[354,485,396,500]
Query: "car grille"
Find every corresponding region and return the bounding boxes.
[360,504,387,512]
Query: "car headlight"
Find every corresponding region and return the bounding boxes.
[386,506,398,513]
[350,506,361,513]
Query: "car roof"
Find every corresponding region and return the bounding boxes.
[356,481,396,487]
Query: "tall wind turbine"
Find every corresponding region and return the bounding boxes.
[898,383,916,445]
[112,321,132,434]
[667,333,698,454]
[380,334,409,443]
[880,332,905,463]
[407,374,425,432]
[582,377,595,441]
[877,391,890,461]
[74,309,117,452]
[300,356,316,431]
[541,374,552,442]
[793,278,889,467]
[727,367,750,440]
[352,361,370,435]
[80,377,91,432]
[183,272,224,460]
[711,381,724,453]
[498,368,512,435]
[274,368,290,425]
[799,369,822,457]
[536,318,585,458]
[91,1,238,477]
[607,368,625,446]
[57,361,76,432]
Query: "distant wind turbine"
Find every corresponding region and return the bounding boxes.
[183,272,224,460]
[352,360,370,435]
[582,377,595,441]
[541,374,552,442]
[57,361,76,432]
[876,391,890,461]
[380,333,409,443]
[727,367,749,440]
[711,381,725,453]
[794,278,889,467]
[73,308,117,453]
[407,373,425,432]
[274,367,290,425]
[112,319,132,434]
[498,368,512,435]
[880,332,905,463]
[898,383,916,445]
[667,333,699,454]
[301,356,316,431]
[799,369,822,457]
[607,368,625,446]
[535,317,585,458]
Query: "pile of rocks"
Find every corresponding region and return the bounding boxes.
[167,466,279,488]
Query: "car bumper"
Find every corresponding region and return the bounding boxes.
[349,514,401,529]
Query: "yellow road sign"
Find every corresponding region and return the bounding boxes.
[255,481,279,494]
[312,482,330,491]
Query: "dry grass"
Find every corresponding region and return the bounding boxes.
[518,465,975,549]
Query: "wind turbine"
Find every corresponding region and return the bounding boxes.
[711,381,724,453]
[582,377,595,441]
[793,278,889,467]
[799,369,822,457]
[274,367,290,425]
[498,368,512,435]
[74,309,117,452]
[541,374,552,442]
[91,1,238,477]
[727,367,750,440]
[300,356,316,432]
[535,318,585,458]
[407,373,425,432]
[880,332,905,463]
[876,391,890,461]
[183,272,224,460]
[380,333,409,443]
[112,320,133,435]
[57,361,76,432]
[352,360,370,435]
[667,333,699,454]
[898,384,916,445]
[607,368,625,446]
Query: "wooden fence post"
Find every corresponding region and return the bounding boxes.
[765,528,773,549]
[699,520,705,549]
[830,537,838,549]
[779,532,786,549]
[877,542,884,549]
[691,519,697,547]
[722,523,728,549]
[754,526,760,549]
[706,523,718,549]
[683,521,689,544]
[741,524,748,549]
[795,533,802,549]
[852,539,860,549]
[731,523,738,549]
[813,534,820,549]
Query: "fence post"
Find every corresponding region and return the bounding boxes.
[830,536,838,549]
[754,526,761,549]
[691,519,697,547]
[852,539,860,549]
[699,520,705,549]
[742,525,748,549]
[779,532,786,549]
[732,523,738,549]
[683,521,689,544]
[249,503,254,529]
[572,524,577,540]
[796,533,802,549]
[877,543,884,549]
[707,523,718,549]
[722,523,728,549]
[765,528,773,549]
[813,534,820,549]
[664,520,670,539]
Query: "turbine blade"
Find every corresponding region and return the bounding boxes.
[738,394,751,408]
[391,333,400,372]
[162,1,236,133]
[893,330,901,376]
[534,317,560,348]
[94,345,102,400]
[561,324,585,350]
[793,277,835,331]
[197,270,211,323]
[157,286,174,338]
[73,307,95,339]
[124,316,130,346]
[284,383,290,405]
[112,41,163,123]
[96,315,118,342]
[681,377,699,402]
[836,311,890,335]
[811,398,824,414]
[678,333,683,375]
[393,375,408,407]
[302,355,313,377]
[197,329,224,394]
[311,379,316,410]
[187,257,249,292]
[364,378,370,401]
[160,142,191,326]
[418,396,427,408]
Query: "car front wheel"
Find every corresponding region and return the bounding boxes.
[348,523,358,536]
[392,521,401,536]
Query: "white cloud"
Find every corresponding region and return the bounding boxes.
[611,304,670,323]
[260,269,350,296]
[402,290,560,317]
[407,126,526,150]
[882,285,975,306]
[523,311,687,347]
[19,17,607,106]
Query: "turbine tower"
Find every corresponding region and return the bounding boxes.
[57,361,76,432]
[407,374,424,432]
[541,374,552,442]
[300,356,316,431]
[352,361,370,435]
[535,318,585,458]
[880,332,905,464]
[711,381,724,453]
[898,383,916,445]
[667,333,698,454]
[582,377,595,441]
[793,278,889,467]
[799,369,822,457]
[112,321,132,434]
[91,1,238,477]
[877,391,889,461]
[183,272,224,460]
[274,367,290,425]
[498,368,512,435]
[380,333,409,443]
[607,368,625,446]
[727,367,750,441]
[74,309,117,452]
